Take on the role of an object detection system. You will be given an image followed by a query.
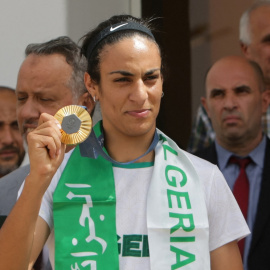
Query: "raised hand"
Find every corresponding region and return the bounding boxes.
[26,112,66,192]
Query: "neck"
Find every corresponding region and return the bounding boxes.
[217,131,263,157]
[104,127,156,163]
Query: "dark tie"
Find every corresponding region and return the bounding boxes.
[229,156,252,258]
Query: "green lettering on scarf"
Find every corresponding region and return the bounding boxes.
[53,123,119,269]
[170,246,195,269]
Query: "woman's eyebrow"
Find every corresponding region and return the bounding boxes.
[145,68,160,75]
[109,68,160,76]
[109,70,134,76]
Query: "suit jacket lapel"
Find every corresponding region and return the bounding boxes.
[194,143,218,165]
[249,137,270,253]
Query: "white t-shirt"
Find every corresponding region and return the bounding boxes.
[39,152,249,270]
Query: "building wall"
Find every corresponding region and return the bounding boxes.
[190,0,254,119]
[0,0,140,88]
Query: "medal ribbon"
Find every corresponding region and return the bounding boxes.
[79,121,159,164]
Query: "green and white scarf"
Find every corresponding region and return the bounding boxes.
[53,123,209,269]
[147,131,210,269]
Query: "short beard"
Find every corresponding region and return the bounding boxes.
[0,146,25,177]
[0,163,19,177]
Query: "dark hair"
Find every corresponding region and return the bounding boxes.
[25,36,87,100]
[0,86,15,93]
[80,15,163,84]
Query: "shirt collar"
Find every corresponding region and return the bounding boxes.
[215,135,266,170]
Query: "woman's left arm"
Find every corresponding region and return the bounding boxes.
[210,240,243,270]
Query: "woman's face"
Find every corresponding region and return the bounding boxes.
[87,35,163,139]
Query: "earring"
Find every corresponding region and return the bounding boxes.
[93,96,96,103]
[161,92,164,98]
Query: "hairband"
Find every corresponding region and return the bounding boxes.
[86,21,155,59]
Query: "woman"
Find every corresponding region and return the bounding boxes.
[0,15,248,270]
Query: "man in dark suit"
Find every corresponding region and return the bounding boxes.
[0,36,95,269]
[195,55,270,270]
[188,1,270,153]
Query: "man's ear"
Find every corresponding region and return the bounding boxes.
[240,41,249,57]
[201,96,211,119]
[262,89,270,114]
[78,92,95,116]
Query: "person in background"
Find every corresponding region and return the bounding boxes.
[195,55,270,270]
[0,86,25,178]
[0,36,95,270]
[188,1,270,153]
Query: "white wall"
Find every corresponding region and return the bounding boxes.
[66,0,141,43]
[0,0,141,88]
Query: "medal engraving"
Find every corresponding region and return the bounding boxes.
[54,105,92,145]
[62,114,82,134]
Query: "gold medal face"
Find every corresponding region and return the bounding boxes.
[54,105,92,145]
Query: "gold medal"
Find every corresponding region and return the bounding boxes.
[54,105,92,145]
